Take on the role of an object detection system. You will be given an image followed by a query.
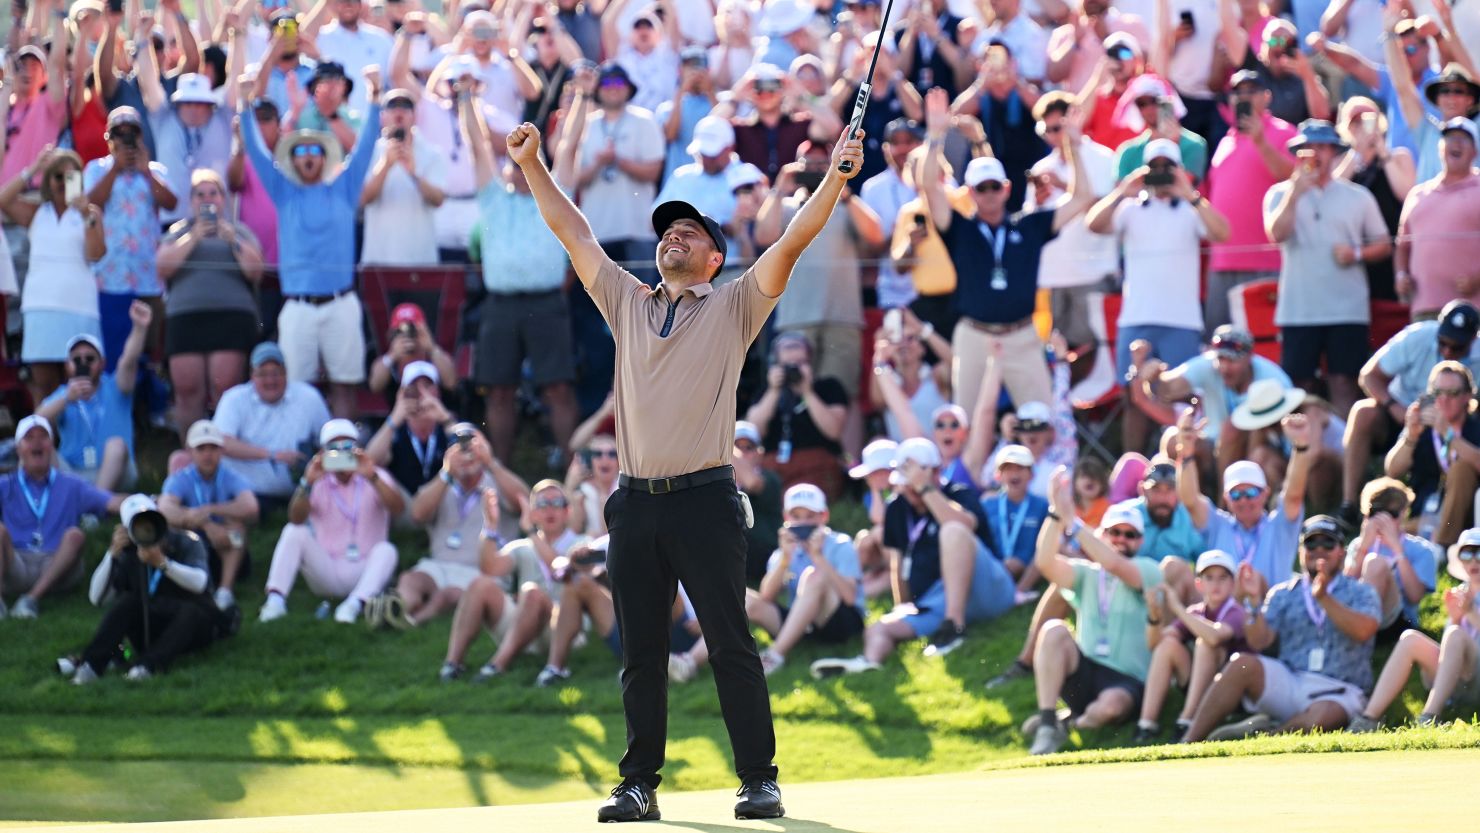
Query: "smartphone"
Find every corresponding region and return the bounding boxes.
[1144,170,1174,187]
[579,448,594,467]
[63,170,82,204]
[1419,393,1438,426]
[389,127,407,141]
[276,16,299,51]
[1179,10,1195,31]
[1234,99,1252,126]
[913,212,927,228]
[106,0,124,13]
[884,308,903,343]
[202,203,218,222]
[1157,99,1176,126]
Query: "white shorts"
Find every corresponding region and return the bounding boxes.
[277,292,367,384]
[1244,655,1367,723]
[410,558,481,592]
[483,587,551,655]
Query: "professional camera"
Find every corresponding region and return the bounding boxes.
[121,495,168,548]
[782,364,803,387]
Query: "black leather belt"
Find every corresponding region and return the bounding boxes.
[619,465,734,495]
[286,289,352,306]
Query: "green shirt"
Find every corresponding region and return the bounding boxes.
[1114,128,1209,182]
[1066,557,1165,681]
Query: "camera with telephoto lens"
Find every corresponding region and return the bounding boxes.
[782,364,803,387]
[121,495,168,548]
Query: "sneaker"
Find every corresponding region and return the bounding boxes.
[214,587,236,611]
[985,660,1031,690]
[1347,714,1382,733]
[596,777,660,823]
[535,665,571,688]
[1133,722,1160,744]
[1207,713,1275,742]
[71,663,99,685]
[315,600,332,620]
[922,620,965,658]
[668,652,697,684]
[759,649,785,677]
[259,594,288,623]
[125,665,153,681]
[382,593,413,630]
[1415,712,1439,727]
[55,656,78,677]
[1029,720,1069,755]
[333,598,362,624]
[473,662,501,683]
[1174,718,1194,736]
[12,596,38,619]
[1014,589,1041,606]
[1020,707,1072,737]
[438,661,464,683]
[809,655,882,679]
[734,777,784,820]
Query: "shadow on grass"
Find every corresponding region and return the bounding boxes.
[657,819,872,833]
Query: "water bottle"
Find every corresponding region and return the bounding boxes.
[315,600,332,620]
[1416,492,1442,542]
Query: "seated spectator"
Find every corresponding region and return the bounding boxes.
[158,170,265,435]
[1025,483,1166,755]
[980,444,1048,602]
[1182,516,1380,741]
[0,148,105,407]
[441,481,587,681]
[1125,458,1206,589]
[36,303,152,491]
[931,404,979,493]
[1341,301,1480,525]
[158,420,261,612]
[749,485,866,677]
[870,311,955,444]
[1384,361,1480,547]
[68,496,220,684]
[214,342,332,511]
[258,419,404,624]
[1395,116,1480,319]
[984,388,1077,499]
[1344,478,1438,638]
[653,115,739,224]
[359,88,446,266]
[365,362,458,497]
[1221,379,1341,505]
[1136,549,1248,742]
[383,424,504,628]
[746,331,850,499]
[1350,527,1480,731]
[366,302,457,403]
[808,438,1015,676]
[0,416,121,620]
[536,536,614,687]
[565,435,620,538]
[733,421,785,583]
[849,438,899,599]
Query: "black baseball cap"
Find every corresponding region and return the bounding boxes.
[1141,461,1178,487]
[1230,69,1267,90]
[1301,514,1344,543]
[1438,300,1480,346]
[652,201,727,272]
[884,118,924,141]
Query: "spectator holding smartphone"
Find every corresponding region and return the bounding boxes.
[368,302,456,402]
[1343,478,1438,638]
[564,435,620,538]
[1384,361,1480,547]
[359,88,445,266]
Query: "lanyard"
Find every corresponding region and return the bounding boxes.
[148,565,163,596]
[1096,567,1114,620]
[1212,595,1237,624]
[450,481,482,520]
[328,477,364,531]
[1432,427,1453,473]
[996,496,1030,557]
[184,125,203,169]
[905,514,931,558]
[976,221,1008,267]
[409,430,438,478]
[1232,518,1261,566]
[191,468,217,509]
[1300,576,1327,632]
[17,468,55,524]
[74,395,104,448]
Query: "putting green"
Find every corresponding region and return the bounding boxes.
[8,748,1473,832]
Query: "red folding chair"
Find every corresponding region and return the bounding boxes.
[355,266,471,418]
[1071,292,1124,464]
[1230,279,1282,365]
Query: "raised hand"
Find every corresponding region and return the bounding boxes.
[1238,562,1262,603]
[833,128,866,180]
[506,122,542,167]
[1280,412,1311,449]
[924,87,950,138]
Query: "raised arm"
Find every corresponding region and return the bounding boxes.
[507,123,609,288]
[114,301,153,395]
[1035,469,1079,587]
[1051,110,1095,232]
[1218,0,1249,67]
[462,86,498,190]
[750,129,865,298]
[96,13,122,102]
[919,88,956,233]
[1278,414,1314,521]
[137,14,168,113]
[1383,9,1424,133]
[1308,34,1380,91]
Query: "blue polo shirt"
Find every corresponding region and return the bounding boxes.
[981,491,1047,564]
[1376,66,1440,158]
[1201,504,1305,587]
[0,468,111,552]
[940,207,1056,324]
[42,374,135,472]
[1125,498,1206,562]
[162,464,254,520]
[1344,533,1439,625]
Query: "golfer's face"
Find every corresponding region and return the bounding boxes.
[658,219,713,272]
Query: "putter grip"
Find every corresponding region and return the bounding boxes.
[838,83,871,174]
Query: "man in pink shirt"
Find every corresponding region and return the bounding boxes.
[1203,70,1297,336]
[3,29,69,183]
[1046,1,1151,96]
[1396,118,1480,320]
[258,419,405,624]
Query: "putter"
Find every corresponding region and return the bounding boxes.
[838,0,901,174]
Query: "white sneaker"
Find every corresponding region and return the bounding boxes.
[668,652,697,684]
[535,665,571,688]
[808,655,882,679]
[259,593,288,623]
[72,663,99,685]
[11,596,38,619]
[1206,713,1275,742]
[1029,721,1069,755]
[1347,714,1382,734]
[214,588,236,611]
[125,665,153,681]
[334,598,363,624]
[759,649,785,677]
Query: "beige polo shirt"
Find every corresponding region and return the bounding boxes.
[587,258,777,478]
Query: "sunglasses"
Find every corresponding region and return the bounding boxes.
[599,77,629,88]
[1264,35,1293,49]
[734,440,758,452]
[1404,43,1421,56]
[1134,97,1158,108]
[293,144,326,158]
[110,129,141,140]
[326,439,356,453]
[935,420,962,430]
[1227,486,1264,501]
[1432,386,1470,398]
[1105,526,1143,540]
[534,497,569,509]
[1107,46,1135,61]
[587,448,618,459]
[1147,161,1176,171]
[1438,86,1475,97]
[974,181,1004,193]
[1457,548,1480,562]
[733,184,757,196]
[1303,536,1339,551]
[755,82,783,94]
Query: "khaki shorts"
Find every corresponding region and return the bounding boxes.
[1244,655,1367,723]
[410,559,482,592]
[2,548,83,595]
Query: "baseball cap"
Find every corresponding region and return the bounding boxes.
[1438,300,1480,345]
[400,360,439,388]
[687,115,736,157]
[319,418,359,447]
[1301,514,1344,543]
[727,162,765,191]
[1209,324,1254,358]
[963,156,1009,188]
[890,437,943,475]
[849,438,898,479]
[1223,460,1268,493]
[65,333,105,358]
[1016,401,1052,431]
[1441,116,1480,147]
[679,45,709,67]
[1104,31,1142,58]
[1141,459,1178,486]
[107,106,144,130]
[186,419,226,448]
[16,414,53,440]
[783,483,828,513]
[1144,138,1182,166]
[15,45,46,65]
[1099,501,1145,533]
[651,201,728,271]
[734,420,762,447]
[251,342,286,369]
[931,403,970,429]
[382,88,416,108]
[1195,549,1237,576]
[884,118,925,142]
[996,444,1035,469]
[391,302,426,328]
[1229,69,1267,90]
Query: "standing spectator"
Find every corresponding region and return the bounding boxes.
[288,62,364,155]
[709,1,756,89]
[603,0,681,114]
[523,14,582,134]
[36,303,152,491]
[952,43,1047,213]
[359,88,446,265]
[656,47,719,181]
[975,0,1050,83]
[1396,117,1480,319]
[1220,14,1331,125]
[1343,478,1437,636]
[1309,17,1436,159]
[466,85,581,464]
[1383,11,1479,183]
[1077,33,1153,153]
[1112,78,1210,181]
[228,94,283,285]
[139,68,233,227]
[84,106,178,366]
[1153,0,1223,148]
[891,147,962,340]
[0,148,105,407]
[898,0,971,104]
[829,30,922,183]
[446,11,544,130]
[730,65,834,182]
[258,419,404,625]
[746,332,850,499]
[1263,119,1390,415]
[654,115,739,224]
[157,170,264,436]
[94,4,201,158]
[247,12,318,119]
[157,420,261,611]
[1,18,68,183]
[920,88,1093,415]
[754,0,818,71]
[1182,516,1380,742]
[1333,96,1416,305]
[576,63,664,279]
[861,119,925,312]
[242,66,382,418]
[305,0,394,113]
[755,141,884,406]
[213,343,332,510]
[552,0,603,62]
[1384,361,1480,547]
[1046,0,1150,96]
[0,416,119,621]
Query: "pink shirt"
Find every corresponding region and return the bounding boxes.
[1205,112,1296,272]
[1046,13,1152,94]
[308,470,395,559]
[1398,174,1480,315]
[2,92,67,183]
[235,161,280,267]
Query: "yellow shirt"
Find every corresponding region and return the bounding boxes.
[889,188,975,297]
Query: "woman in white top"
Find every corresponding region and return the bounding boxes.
[868,309,954,441]
[0,147,106,405]
[564,433,621,537]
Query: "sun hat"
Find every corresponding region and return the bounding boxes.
[274,130,345,184]
[1447,528,1480,581]
[1230,378,1306,431]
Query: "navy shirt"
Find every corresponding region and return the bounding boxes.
[941,207,1057,324]
[883,481,995,602]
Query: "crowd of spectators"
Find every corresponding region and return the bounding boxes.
[1,0,1479,756]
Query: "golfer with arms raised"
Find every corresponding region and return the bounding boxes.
[507,121,865,822]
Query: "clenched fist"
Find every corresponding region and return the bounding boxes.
[507,122,542,167]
